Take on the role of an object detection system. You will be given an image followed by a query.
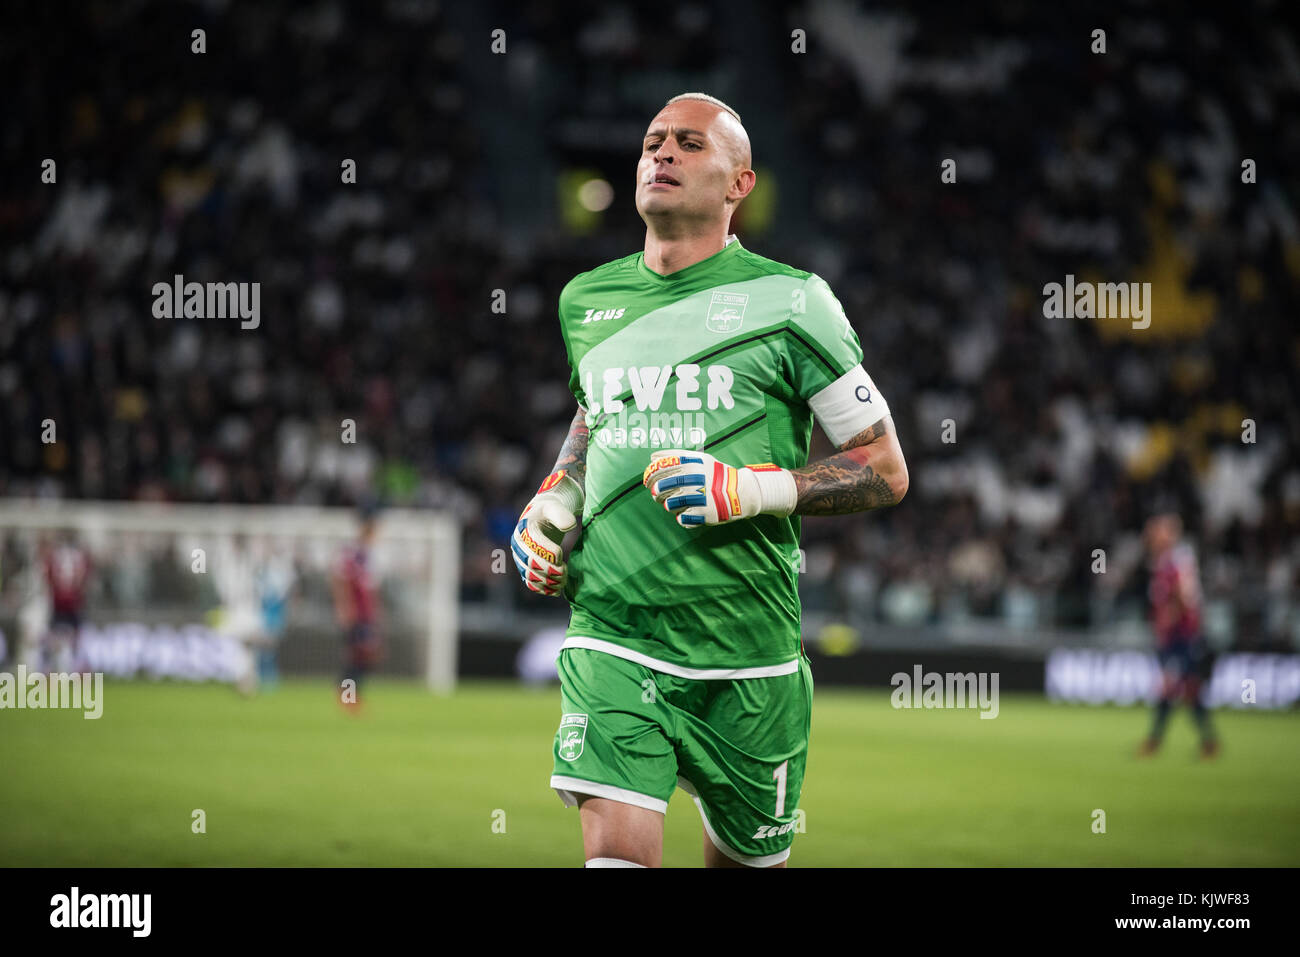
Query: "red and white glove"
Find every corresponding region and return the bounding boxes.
[643,450,796,528]
[511,470,583,596]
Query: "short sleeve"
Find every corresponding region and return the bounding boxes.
[787,274,864,400]
[789,275,891,446]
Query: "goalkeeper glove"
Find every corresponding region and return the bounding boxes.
[511,469,583,596]
[642,449,797,528]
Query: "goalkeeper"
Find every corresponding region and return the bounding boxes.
[513,93,909,868]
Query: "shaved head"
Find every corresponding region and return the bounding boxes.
[663,92,752,170]
[665,92,743,123]
[635,93,757,267]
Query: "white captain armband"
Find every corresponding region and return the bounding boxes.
[807,365,891,447]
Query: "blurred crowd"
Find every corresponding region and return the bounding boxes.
[1,0,1296,650]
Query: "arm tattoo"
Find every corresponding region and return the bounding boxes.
[791,418,899,516]
[550,406,589,493]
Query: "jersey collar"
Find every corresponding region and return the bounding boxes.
[636,234,743,284]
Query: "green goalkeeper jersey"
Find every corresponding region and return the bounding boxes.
[557,236,875,677]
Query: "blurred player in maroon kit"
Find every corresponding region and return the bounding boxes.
[331,506,382,710]
[1138,514,1219,758]
[41,532,93,673]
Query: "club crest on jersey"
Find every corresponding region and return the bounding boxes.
[706,291,748,333]
[557,713,588,761]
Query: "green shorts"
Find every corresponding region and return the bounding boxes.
[550,646,813,867]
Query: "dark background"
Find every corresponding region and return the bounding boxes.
[1,0,1297,657]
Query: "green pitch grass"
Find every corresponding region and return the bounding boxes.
[2,679,1297,866]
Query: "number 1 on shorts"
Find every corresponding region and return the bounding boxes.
[773,760,788,817]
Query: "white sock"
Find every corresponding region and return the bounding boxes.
[585,857,646,868]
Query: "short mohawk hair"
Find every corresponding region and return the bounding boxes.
[665,92,742,124]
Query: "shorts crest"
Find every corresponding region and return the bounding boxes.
[558,713,588,761]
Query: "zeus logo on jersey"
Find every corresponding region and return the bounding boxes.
[582,364,735,416]
[582,307,626,324]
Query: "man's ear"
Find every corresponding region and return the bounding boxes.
[729,168,757,206]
